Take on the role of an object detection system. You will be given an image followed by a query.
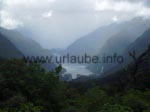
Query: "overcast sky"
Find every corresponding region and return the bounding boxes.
[0,0,150,49]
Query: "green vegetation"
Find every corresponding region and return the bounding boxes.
[0,59,149,112]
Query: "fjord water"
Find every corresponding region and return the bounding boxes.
[62,64,93,79]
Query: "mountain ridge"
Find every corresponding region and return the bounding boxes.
[64,17,150,56]
[0,33,23,59]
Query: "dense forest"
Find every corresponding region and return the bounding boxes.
[0,58,149,112]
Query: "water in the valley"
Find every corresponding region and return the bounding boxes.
[62,64,93,79]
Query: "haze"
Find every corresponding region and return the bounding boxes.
[0,0,150,49]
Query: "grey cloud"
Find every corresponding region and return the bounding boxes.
[114,0,150,7]
[144,0,150,7]
[0,0,150,49]
[50,0,95,13]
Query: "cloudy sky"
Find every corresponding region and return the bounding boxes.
[0,0,150,49]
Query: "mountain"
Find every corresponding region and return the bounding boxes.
[87,18,150,73]
[102,28,150,79]
[0,57,4,62]
[122,28,150,66]
[0,27,51,56]
[109,28,150,76]
[125,28,150,57]
[74,28,150,82]
[0,33,23,59]
[64,23,119,55]
[0,27,56,71]
[65,17,150,56]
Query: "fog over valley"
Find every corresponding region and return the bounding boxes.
[0,0,150,49]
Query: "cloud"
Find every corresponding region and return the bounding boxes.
[42,11,53,18]
[4,0,55,6]
[112,16,119,22]
[136,7,150,18]
[0,0,150,48]
[5,0,36,5]
[113,0,150,7]
[1,18,23,29]
[50,0,95,12]
[94,0,150,13]
[0,10,23,29]
[94,0,150,20]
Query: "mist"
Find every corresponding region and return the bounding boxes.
[0,0,150,49]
